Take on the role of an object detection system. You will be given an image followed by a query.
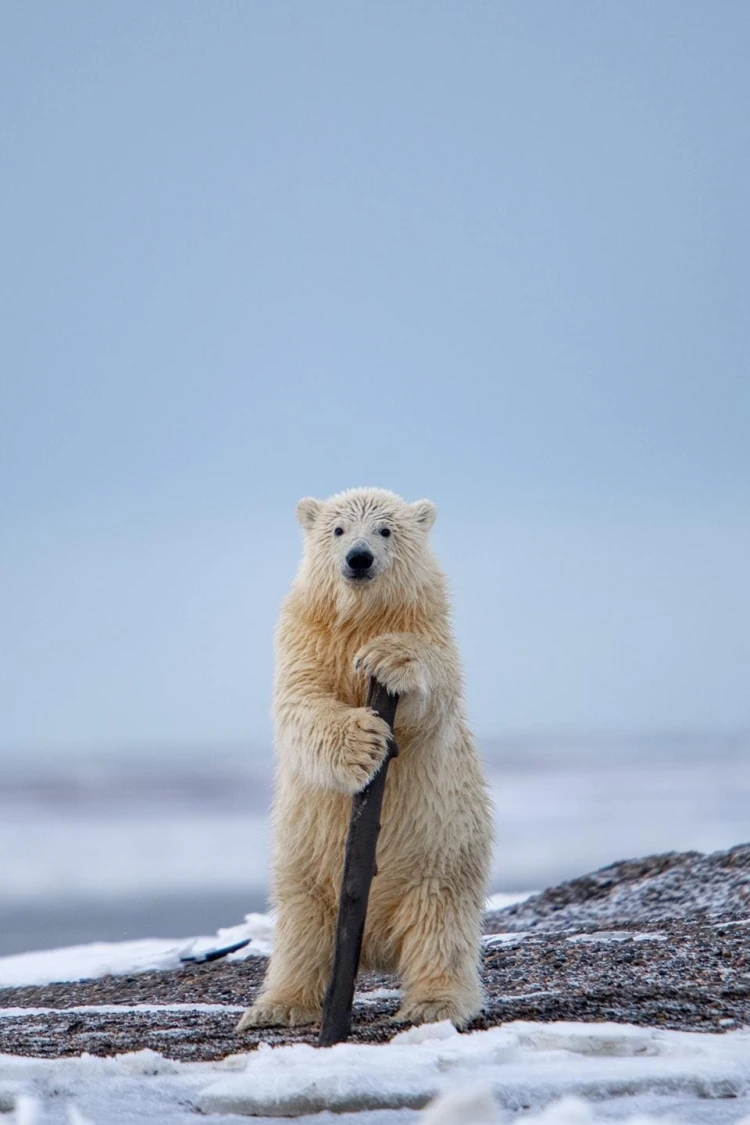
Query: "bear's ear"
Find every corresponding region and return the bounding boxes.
[296,497,323,530]
[411,499,437,530]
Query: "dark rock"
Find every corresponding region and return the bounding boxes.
[1,844,748,1060]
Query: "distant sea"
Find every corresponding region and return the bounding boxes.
[1,733,748,957]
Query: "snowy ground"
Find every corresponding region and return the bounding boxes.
[0,898,524,991]
[1,874,749,1123]
[1,1019,749,1124]
[1,739,748,1122]
[0,915,275,991]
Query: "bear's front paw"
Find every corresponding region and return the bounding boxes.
[395,996,479,1030]
[235,998,319,1031]
[336,707,392,793]
[354,635,427,696]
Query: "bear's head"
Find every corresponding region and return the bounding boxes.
[294,488,438,609]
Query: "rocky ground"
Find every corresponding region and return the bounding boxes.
[1,844,748,1062]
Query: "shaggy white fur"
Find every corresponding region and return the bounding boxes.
[236,488,493,1032]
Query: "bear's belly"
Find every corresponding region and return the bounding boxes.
[272,743,476,889]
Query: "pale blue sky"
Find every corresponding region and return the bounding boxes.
[2,2,748,749]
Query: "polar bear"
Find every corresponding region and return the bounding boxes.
[236,488,493,1031]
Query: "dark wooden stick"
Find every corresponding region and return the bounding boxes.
[318,678,399,1046]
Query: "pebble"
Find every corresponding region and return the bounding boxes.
[1,843,748,1061]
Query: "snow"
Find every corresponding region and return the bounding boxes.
[420,1086,500,1125]
[0,897,518,990]
[422,1087,750,1125]
[566,933,668,945]
[182,912,275,963]
[4,894,750,1123]
[1,734,748,1124]
[0,1049,203,1125]
[483,932,532,948]
[0,910,748,1123]
[0,1004,248,1017]
[198,1020,750,1117]
[0,914,273,989]
[1,1021,749,1124]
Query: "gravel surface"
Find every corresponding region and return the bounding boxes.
[1,844,748,1061]
[485,843,750,933]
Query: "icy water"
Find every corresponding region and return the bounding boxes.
[0,734,748,956]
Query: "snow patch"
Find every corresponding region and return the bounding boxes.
[0,938,188,990]
[0,913,273,989]
[420,1085,499,1125]
[422,1087,750,1125]
[198,1020,750,1116]
[483,931,532,948]
[356,987,401,1003]
[176,911,274,962]
[567,932,668,944]
[1,1024,750,1123]
[11,1095,41,1125]
[0,1082,26,1114]
[0,1004,247,1017]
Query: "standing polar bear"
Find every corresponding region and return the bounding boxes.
[237,488,492,1031]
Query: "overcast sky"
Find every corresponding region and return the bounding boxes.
[2,2,748,751]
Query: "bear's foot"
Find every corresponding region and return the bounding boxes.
[235,998,319,1031]
[395,996,479,1030]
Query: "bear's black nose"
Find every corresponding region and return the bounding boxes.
[346,547,374,572]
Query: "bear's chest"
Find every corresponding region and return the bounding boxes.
[315,625,377,708]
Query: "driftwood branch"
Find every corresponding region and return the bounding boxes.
[318,678,399,1046]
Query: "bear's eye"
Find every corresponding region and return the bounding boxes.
[334,527,344,537]
[380,528,391,538]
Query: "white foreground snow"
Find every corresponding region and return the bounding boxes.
[1,1022,750,1124]
[199,1020,750,1117]
[421,1086,750,1125]
[2,904,749,1123]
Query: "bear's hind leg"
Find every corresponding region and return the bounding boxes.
[236,889,335,1031]
[392,880,483,1030]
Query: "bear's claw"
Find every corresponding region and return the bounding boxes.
[395,997,477,1030]
[235,999,319,1031]
[337,707,391,792]
[354,635,427,696]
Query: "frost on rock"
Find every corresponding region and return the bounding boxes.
[199,1020,750,1117]
[485,843,750,934]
